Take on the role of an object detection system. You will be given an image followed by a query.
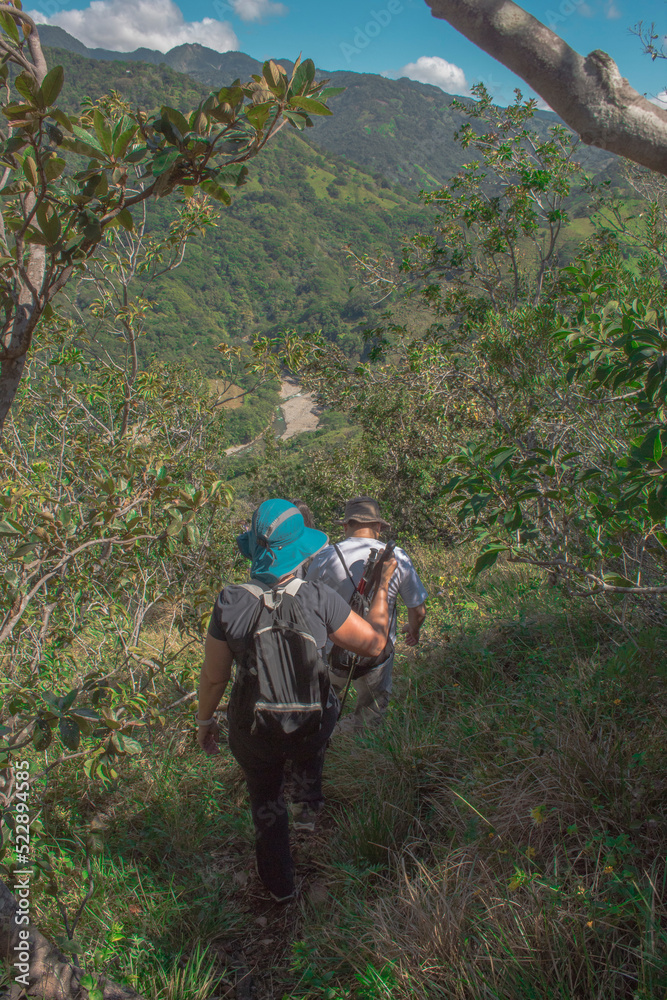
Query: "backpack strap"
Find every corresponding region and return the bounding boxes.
[238,582,267,601]
[239,576,304,609]
[333,543,358,597]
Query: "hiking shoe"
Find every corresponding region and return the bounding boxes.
[268,888,296,904]
[292,802,321,832]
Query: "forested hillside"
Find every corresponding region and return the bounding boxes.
[45,43,425,373]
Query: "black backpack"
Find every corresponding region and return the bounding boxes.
[329,544,395,680]
[229,578,331,740]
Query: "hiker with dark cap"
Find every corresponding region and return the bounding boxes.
[195,499,397,902]
[306,496,427,732]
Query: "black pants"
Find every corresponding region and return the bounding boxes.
[227,703,337,898]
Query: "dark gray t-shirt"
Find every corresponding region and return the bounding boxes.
[208,579,352,654]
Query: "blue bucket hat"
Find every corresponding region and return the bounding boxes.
[237,499,328,585]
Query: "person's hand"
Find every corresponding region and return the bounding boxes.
[380,556,398,588]
[402,624,420,647]
[197,719,221,756]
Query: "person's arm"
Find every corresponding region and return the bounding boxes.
[329,558,397,657]
[196,634,234,756]
[403,603,426,647]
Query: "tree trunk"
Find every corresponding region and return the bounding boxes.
[425,0,667,177]
[0,353,27,433]
[0,878,147,1000]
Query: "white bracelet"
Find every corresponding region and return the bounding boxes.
[195,716,216,726]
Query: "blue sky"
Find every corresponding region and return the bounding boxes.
[27,0,667,106]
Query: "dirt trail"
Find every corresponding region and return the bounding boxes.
[224,378,320,455]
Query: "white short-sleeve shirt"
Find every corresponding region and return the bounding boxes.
[305,537,428,646]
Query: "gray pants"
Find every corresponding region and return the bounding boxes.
[329,653,394,727]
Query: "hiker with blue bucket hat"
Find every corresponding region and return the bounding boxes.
[195,499,397,902]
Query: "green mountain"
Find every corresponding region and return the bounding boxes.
[38,27,615,190]
[42,43,425,376]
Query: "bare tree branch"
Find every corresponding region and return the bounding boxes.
[425,0,667,176]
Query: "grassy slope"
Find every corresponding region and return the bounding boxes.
[16,546,666,999]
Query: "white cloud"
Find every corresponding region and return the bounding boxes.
[28,0,239,53]
[227,0,288,21]
[534,97,552,111]
[649,90,667,109]
[384,56,471,96]
[605,0,621,18]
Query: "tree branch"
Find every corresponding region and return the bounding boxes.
[425,0,667,176]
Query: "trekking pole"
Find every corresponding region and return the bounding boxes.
[337,658,356,718]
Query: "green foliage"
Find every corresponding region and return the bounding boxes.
[275,91,667,604]
[0,308,239,802]
[0,17,335,428]
[446,260,667,597]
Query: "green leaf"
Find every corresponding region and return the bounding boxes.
[161,105,189,138]
[12,540,39,556]
[113,125,137,159]
[38,66,65,107]
[647,492,667,522]
[212,164,248,187]
[0,135,28,156]
[61,688,79,712]
[491,448,515,470]
[14,73,37,104]
[0,11,20,43]
[33,719,52,751]
[124,144,148,164]
[503,505,523,531]
[22,153,38,187]
[603,573,635,589]
[116,208,134,231]
[200,179,231,204]
[246,102,272,131]
[51,108,73,132]
[36,202,62,245]
[166,515,183,536]
[0,520,21,538]
[112,733,142,755]
[70,708,100,722]
[44,155,66,181]
[60,137,106,160]
[472,544,507,577]
[80,213,102,244]
[152,147,180,176]
[319,87,346,100]
[59,716,81,751]
[291,58,315,95]
[289,96,332,116]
